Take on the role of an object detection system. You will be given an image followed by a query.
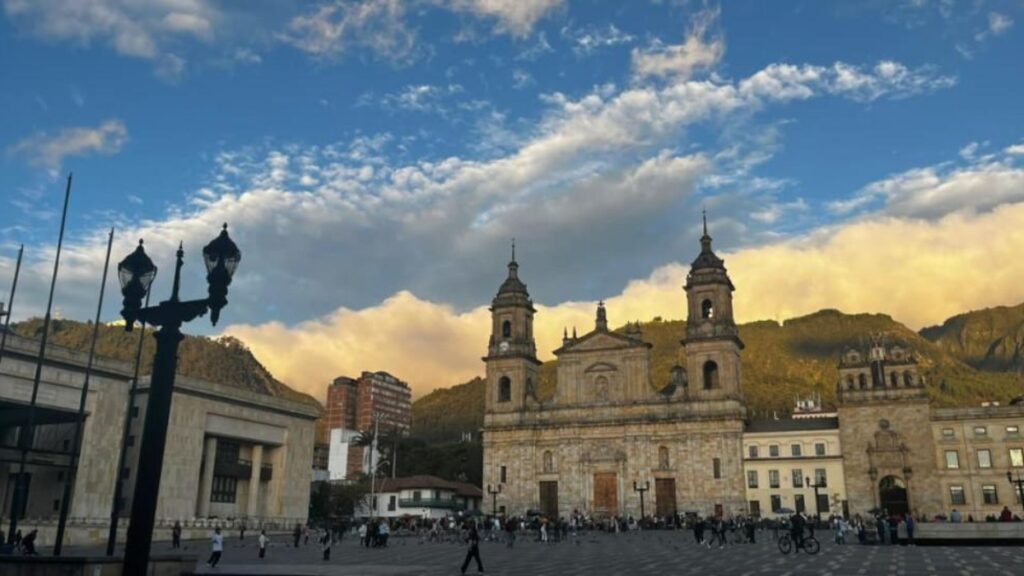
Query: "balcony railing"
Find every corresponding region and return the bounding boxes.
[398,498,464,510]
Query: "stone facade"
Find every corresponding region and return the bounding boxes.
[483,227,748,520]
[0,330,319,547]
[930,404,1024,519]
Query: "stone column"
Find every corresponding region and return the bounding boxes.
[248,444,263,519]
[198,436,217,517]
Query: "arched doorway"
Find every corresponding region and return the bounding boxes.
[878,476,908,515]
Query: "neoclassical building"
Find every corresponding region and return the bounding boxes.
[482,226,748,519]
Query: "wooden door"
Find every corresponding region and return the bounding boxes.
[654,478,676,518]
[593,472,618,516]
[539,481,559,519]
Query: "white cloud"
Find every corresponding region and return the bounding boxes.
[830,153,1024,219]
[358,84,466,115]
[740,61,956,103]
[979,12,1014,40]
[563,23,635,56]
[446,0,564,38]
[1006,144,1024,156]
[511,69,533,89]
[280,0,418,64]
[959,141,979,160]
[8,119,128,169]
[631,7,723,80]
[2,0,218,78]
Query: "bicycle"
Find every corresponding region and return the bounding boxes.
[777,531,820,554]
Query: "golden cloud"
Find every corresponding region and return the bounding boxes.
[225,202,1024,401]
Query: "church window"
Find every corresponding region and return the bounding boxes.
[701,299,714,319]
[903,371,913,387]
[983,485,999,504]
[890,372,899,387]
[702,361,719,390]
[659,446,670,469]
[543,451,554,473]
[945,450,960,469]
[858,374,867,389]
[712,458,721,479]
[498,377,511,403]
[949,486,966,505]
[501,320,512,338]
[500,466,507,483]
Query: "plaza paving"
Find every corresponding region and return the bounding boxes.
[153,530,1024,576]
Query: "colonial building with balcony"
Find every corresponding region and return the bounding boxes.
[358,475,482,520]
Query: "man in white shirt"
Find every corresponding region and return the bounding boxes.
[207,527,224,568]
[258,530,269,559]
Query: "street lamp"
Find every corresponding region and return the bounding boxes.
[1008,471,1024,514]
[805,476,827,523]
[487,484,502,518]
[633,481,649,523]
[118,225,240,575]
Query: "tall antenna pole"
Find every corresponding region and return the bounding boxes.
[8,173,72,543]
[54,227,114,554]
[107,288,151,556]
[0,244,25,368]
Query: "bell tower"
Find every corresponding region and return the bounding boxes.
[682,213,744,400]
[484,242,541,413]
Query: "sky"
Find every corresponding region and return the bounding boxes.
[2,0,1023,400]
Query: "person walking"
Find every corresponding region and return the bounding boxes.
[505,517,516,548]
[172,521,182,549]
[320,529,332,561]
[379,521,390,547]
[303,524,310,546]
[694,516,705,544]
[460,521,484,575]
[293,523,302,548]
[905,514,915,546]
[207,527,224,568]
[258,530,269,559]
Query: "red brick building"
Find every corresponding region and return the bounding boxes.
[323,371,412,479]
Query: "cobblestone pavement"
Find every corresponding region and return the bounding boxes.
[168,530,1024,576]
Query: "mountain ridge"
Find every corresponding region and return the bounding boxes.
[411,305,1024,442]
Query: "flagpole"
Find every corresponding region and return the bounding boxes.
[7,173,72,544]
[0,244,25,367]
[54,227,114,555]
[107,287,151,556]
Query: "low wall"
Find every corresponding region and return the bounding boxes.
[0,554,196,576]
[20,518,304,548]
[902,522,1024,542]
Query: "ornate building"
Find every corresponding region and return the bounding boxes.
[482,223,748,519]
[836,337,943,518]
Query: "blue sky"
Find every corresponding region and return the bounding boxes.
[2,1,1023,396]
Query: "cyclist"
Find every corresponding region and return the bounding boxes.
[790,512,806,550]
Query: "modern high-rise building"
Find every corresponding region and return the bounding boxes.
[324,371,412,480]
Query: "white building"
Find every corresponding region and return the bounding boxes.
[743,415,848,519]
[0,329,320,547]
[357,475,482,520]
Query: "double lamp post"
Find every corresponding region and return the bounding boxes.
[116,224,241,575]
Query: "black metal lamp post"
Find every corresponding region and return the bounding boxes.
[487,484,502,518]
[633,481,649,521]
[1008,471,1024,514]
[805,476,827,523]
[118,225,240,575]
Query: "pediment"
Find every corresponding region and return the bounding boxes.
[554,330,650,355]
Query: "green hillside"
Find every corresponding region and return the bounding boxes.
[413,308,1023,443]
[12,318,320,409]
[920,302,1024,373]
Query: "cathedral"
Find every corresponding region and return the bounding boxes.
[481,221,748,519]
